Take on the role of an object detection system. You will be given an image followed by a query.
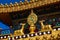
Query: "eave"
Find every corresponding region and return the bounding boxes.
[0,0,60,13]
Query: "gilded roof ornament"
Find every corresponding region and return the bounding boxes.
[25,0,28,2]
[27,9,38,25]
[10,3,13,7]
[13,2,18,6]
[0,0,60,13]
[19,1,24,5]
[5,3,9,7]
[0,3,4,7]
[24,0,29,4]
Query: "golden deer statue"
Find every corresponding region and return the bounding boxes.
[14,23,25,36]
[39,20,52,31]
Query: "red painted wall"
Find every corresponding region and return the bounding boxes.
[0,13,12,25]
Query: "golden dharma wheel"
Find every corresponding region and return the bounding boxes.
[27,10,38,25]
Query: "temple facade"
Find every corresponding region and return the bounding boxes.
[0,0,60,40]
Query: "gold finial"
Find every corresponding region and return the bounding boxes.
[5,3,8,7]
[10,3,13,6]
[31,9,34,14]
[24,0,29,4]
[0,3,3,6]
[27,9,38,33]
[20,1,22,3]
[10,3,12,5]
[25,0,28,2]
[20,1,24,5]
[35,0,38,1]
[27,9,38,25]
[15,2,19,6]
[0,3,4,7]
[31,9,35,14]
[30,0,35,2]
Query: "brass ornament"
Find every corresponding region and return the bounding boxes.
[14,23,25,36]
[27,10,38,25]
[27,10,38,34]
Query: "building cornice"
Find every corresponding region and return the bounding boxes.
[0,0,60,13]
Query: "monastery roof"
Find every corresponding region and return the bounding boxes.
[0,0,60,13]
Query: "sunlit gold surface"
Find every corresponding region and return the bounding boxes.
[14,23,25,36]
[27,10,37,34]
[13,10,60,40]
[0,0,60,13]
[0,10,60,40]
[39,20,52,32]
[27,10,38,25]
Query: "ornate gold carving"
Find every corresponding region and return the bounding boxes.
[27,10,38,25]
[27,10,37,33]
[29,24,36,33]
[39,20,52,31]
[39,20,45,30]
[14,23,25,36]
[0,0,60,13]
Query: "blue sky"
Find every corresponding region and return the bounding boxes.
[0,0,30,5]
